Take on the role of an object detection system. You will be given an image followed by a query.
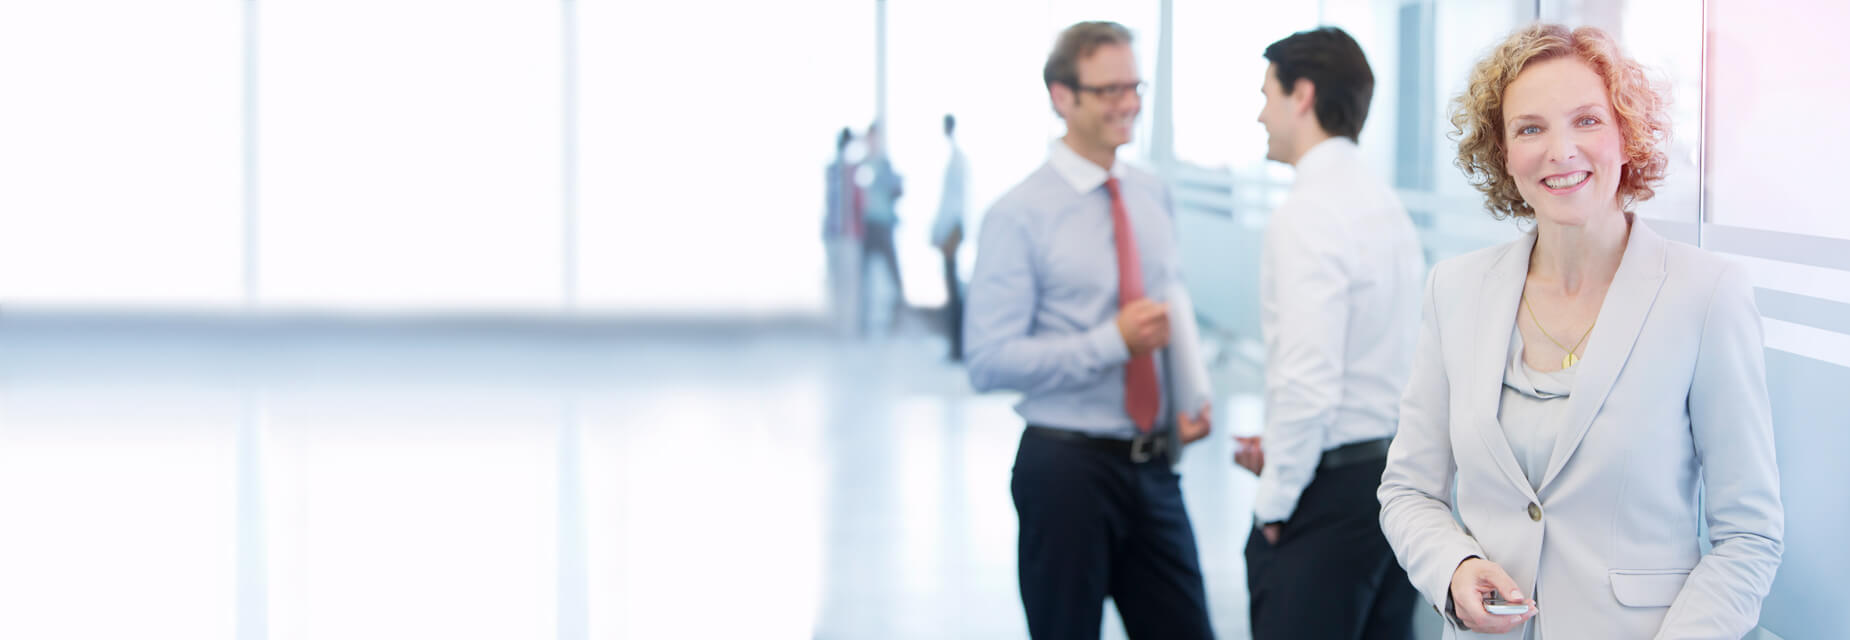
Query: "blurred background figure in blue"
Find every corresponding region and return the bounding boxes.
[859,120,906,337]
[825,126,864,337]
[931,113,969,361]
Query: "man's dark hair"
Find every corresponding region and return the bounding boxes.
[1263,27,1374,140]
[837,126,852,152]
[943,113,956,136]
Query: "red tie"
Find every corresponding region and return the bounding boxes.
[1105,177,1159,433]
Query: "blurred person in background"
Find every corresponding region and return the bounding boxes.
[825,126,864,336]
[859,121,905,335]
[966,21,1214,639]
[1234,26,1423,640]
[931,113,969,360]
[1377,24,1782,638]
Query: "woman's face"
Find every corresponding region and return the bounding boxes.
[1501,56,1627,226]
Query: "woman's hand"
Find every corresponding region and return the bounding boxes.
[1450,557,1538,633]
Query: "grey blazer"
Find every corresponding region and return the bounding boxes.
[1378,220,1784,639]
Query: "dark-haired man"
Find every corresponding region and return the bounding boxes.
[1235,26,1424,640]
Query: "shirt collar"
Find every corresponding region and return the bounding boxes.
[1293,136,1357,178]
[1047,138,1125,194]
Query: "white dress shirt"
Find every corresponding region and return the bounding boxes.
[1044,137,1123,193]
[1255,137,1424,524]
[931,143,968,247]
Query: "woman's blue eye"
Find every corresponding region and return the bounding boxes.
[1578,116,1599,126]
[1519,125,1541,135]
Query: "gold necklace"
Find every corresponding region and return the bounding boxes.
[1523,294,1595,369]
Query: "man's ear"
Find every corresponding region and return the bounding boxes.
[1050,83,1075,120]
[1291,77,1317,118]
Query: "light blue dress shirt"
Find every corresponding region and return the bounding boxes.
[964,140,1179,439]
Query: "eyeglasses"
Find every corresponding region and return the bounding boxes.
[1073,81,1146,101]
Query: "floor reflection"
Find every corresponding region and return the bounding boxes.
[0,314,1263,639]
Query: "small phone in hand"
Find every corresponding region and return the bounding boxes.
[1483,591,1529,616]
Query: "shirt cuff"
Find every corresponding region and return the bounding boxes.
[1087,319,1130,367]
[1252,498,1296,525]
[1251,478,1302,524]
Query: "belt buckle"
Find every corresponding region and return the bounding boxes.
[1130,431,1162,464]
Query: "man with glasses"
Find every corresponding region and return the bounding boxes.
[966,21,1214,639]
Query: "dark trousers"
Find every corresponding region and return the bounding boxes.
[941,251,962,360]
[1245,455,1417,640]
[1011,429,1215,640]
[860,221,903,334]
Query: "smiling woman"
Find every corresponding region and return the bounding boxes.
[1448,25,1669,221]
[1501,59,1627,225]
[1378,23,1784,640]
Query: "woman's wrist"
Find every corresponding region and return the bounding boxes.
[1446,555,1483,626]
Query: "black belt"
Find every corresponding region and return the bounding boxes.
[1319,437,1392,469]
[1025,425,1172,464]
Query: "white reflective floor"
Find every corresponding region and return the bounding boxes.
[0,314,1267,640]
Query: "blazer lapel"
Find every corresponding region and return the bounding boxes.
[1473,232,1540,500]
[1536,219,1669,492]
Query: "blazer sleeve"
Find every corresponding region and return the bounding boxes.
[1655,262,1784,640]
[1379,268,1485,620]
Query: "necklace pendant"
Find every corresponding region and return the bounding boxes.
[1563,353,1578,369]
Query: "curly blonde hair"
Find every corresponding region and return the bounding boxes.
[1450,24,1670,219]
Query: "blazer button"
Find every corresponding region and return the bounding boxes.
[1527,502,1542,521]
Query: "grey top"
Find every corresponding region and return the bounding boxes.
[1499,324,1576,640]
[1498,325,1576,494]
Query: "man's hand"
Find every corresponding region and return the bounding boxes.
[1450,557,1538,633]
[1233,436,1264,476]
[1177,404,1211,445]
[1116,299,1170,356]
[938,226,962,255]
[1260,523,1282,545]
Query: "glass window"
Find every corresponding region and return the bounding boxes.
[577,1,873,313]
[0,2,243,306]
[1390,0,1536,262]
[883,0,1065,307]
[1545,0,1704,242]
[257,0,564,309]
[882,1,1159,307]
[1704,0,1850,241]
[1171,1,1317,171]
